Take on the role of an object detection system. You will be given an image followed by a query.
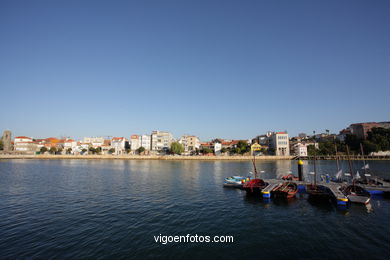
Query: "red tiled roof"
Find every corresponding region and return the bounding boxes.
[15,136,32,139]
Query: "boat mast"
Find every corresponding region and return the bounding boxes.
[313,131,317,186]
[252,154,258,179]
[360,143,368,177]
[335,142,340,172]
[346,145,355,185]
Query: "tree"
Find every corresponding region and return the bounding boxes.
[81,148,88,154]
[49,147,57,154]
[40,147,48,154]
[137,146,145,154]
[221,147,227,154]
[89,147,96,154]
[236,141,250,155]
[108,148,115,154]
[170,142,184,155]
[201,147,213,154]
[57,148,63,154]
[66,148,72,154]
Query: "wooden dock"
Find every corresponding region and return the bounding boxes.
[259,179,390,205]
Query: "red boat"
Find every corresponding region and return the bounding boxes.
[281,174,299,181]
[243,179,267,195]
[242,155,268,195]
[272,182,298,199]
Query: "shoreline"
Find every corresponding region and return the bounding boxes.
[1,154,390,160]
[0,154,293,161]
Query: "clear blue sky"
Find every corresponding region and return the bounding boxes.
[1,0,389,141]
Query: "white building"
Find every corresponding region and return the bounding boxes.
[64,139,78,154]
[151,131,173,151]
[111,137,128,155]
[140,135,151,150]
[83,137,105,148]
[269,132,290,156]
[14,136,36,152]
[214,142,222,155]
[130,135,141,151]
[294,143,308,157]
[178,135,200,152]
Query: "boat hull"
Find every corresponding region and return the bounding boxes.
[243,179,268,195]
[306,184,332,200]
[272,182,298,199]
[341,185,371,204]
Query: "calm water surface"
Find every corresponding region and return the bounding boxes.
[0,159,390,259]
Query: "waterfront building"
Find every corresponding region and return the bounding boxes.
[14,136,36,153]
[178,135,200,152]
[293,143,308,157]
[83,137,105,148]
[111,137,129,155]
[214,142,222,155]
[2,130,12,152]
[252,135,270,147]
[130,135,141,151]
[151,131,173,152]
[251,143,263,155]
[269,132,290,156]
[140,135,151,150]
[64,139,78,154]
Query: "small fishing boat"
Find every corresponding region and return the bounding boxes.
[272,182,298,199]
[306,184,332,200]
[306,131,332,201]
[242,156,268,195]
[223,176,247,188]
[341,184,371,204]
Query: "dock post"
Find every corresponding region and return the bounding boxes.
[262,191,271,199]
[337,198,348,206]
[298,160,304,181]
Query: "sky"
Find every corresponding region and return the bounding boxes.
[0,0,389,141]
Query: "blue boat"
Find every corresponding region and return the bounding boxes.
[223,176,248,188]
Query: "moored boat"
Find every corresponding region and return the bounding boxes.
[223,176,248,188]
[242,155,268,195]
[272,182,298,199]
[306,184,332,200]
[341,184,371,204]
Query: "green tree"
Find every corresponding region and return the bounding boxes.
[81,148,88,154]
[236,141,250,155]
[201,147,213,154]
[170,142,184,155]
[220,147,227,154]
[137,146,145,154]
[108,148,115,154]
[49,147,57,154]
[66,148,72,154]
[89,147,96,154]
[40,146,48,154]
[57,148,63,154]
